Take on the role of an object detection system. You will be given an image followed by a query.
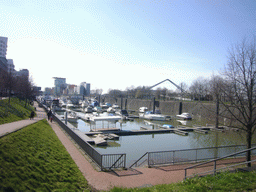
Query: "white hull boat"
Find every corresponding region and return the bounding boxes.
[139,107,148,113]
[143,114,168,121]
[176,113,192,120]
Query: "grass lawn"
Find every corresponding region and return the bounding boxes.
[1,98,256,191]
[0,98,35,124]
[110,171,256,192]
[0,119,90,191]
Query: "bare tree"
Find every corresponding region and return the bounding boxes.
[16,75,33,107]
[222,38,256,167]
[189,77,210,101]
[3,71,17,104]
[209,75,226,128]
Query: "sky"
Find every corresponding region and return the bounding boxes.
[1,0,256,93]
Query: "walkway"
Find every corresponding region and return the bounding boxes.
[0,102,47,137]
[0,102,247,191]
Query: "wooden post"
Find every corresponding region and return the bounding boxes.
[125,99,127,110]
[153,97,155,114]
[179,102,182,115]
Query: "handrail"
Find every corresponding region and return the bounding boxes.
[130,145,253,168]
[109,154,126,170]
[184,146,256,179]
[129,152,148,168]
[185,159,256,179]
[186,146,256,170]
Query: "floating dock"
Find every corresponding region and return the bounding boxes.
[173,129,189,136]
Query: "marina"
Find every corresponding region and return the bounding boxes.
[54,105,251,167]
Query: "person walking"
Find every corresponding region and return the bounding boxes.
[30,111,35,120]
[47,110,52,121]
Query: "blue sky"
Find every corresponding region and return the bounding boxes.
[1,0,256,93]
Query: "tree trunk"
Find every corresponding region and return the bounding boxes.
[25,98,27,108]
[246,126,252,167]
[8,89,11,104]
[215,98,219,128]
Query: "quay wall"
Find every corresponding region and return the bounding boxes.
[105,98,224,124]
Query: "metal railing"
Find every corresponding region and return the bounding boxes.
[130,145,255,168]
[40,102,126,171]
[184,146,256,179]
[37,101,255,172]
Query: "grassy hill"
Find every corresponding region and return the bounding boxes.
[0,119,90,191]
[0,97,35,124]
[1,97,255,191]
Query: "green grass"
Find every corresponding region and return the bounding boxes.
[0,97,35,124]
[110,171,256,192]
[0,119,90,192]
[1,98,256,191]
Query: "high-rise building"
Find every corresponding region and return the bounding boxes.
[0,36,8,58]
[86,83,90,96]
[16,69,29,77]
[53,77,66,96]
[0,36,8,74]
[7,59,15,74]
[77,82,90,96]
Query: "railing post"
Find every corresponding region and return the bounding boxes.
[185,168,187,179]
[196,149,198,163]
[148,153,150,168]
[101,155,103,171]
[173,151,175,165]
[214,160,217,175]
[124,154,126,168]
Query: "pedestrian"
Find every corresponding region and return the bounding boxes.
[30,111,35,120]
[47,110,52,121]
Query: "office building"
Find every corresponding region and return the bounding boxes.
[0,36,8,58]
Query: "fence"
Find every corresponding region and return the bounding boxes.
[40,102,126,171]
[130,145,256,168]
[184,146,256,179]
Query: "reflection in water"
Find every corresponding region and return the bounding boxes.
[57,111,255,166]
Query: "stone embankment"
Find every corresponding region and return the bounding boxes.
[105,98,226,124]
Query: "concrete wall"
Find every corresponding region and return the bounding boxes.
[105,97,224,124]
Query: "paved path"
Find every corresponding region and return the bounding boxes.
[0,102,47,137]
[0,102,247,191]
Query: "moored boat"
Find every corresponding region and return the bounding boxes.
[176,112,192,120]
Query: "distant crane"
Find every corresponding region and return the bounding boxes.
[149,79,185,93]
[149,79,185,114]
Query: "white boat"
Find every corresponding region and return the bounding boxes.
[66,100,74,109]
[66,111,78,122]
[93,106,103,113]
[84,106,93,113]
[51,99,62,111]
[176,113,192,120]
[90,116,122,132]
[112,104,120,110]
[142,111,169,121]
[107,107,115,113]
[115,109,129,117]
[139,107,148,113]
[162,124,174,129]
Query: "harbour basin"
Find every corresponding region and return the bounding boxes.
[64,112,252,167]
